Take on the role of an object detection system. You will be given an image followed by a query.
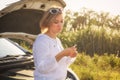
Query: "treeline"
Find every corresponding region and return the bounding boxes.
[59,8,120,56]
[63,8,120,31]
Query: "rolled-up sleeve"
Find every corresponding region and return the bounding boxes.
[33,36,58,74]
[66,57,76,66]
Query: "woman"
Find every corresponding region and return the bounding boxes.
[33,7,77,80]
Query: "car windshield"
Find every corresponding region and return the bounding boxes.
[0,38,26,58]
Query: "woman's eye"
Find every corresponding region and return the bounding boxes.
[53,20,63,24]
[54,21,58,24]
[61,20,63,23]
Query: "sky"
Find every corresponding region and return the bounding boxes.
[64,0,120,15]
[0,0,120,15]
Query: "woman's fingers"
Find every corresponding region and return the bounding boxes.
[69,46,78,57]
[69,52,77,57]
[63,45,78,57]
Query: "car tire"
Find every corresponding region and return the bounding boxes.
[66,69,79,80]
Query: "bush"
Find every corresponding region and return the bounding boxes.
[59,26,120,56]
[70,53,120,80]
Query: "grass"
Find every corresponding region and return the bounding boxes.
[70,53,120,80]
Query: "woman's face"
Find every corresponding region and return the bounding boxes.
[48,14,63,34]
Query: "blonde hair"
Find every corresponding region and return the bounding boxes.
[40,8,63,33]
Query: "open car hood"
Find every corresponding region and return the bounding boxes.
[0,0,66,35]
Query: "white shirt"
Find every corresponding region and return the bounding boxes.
[33,34,73,80]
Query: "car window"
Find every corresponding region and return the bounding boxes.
[0,38,26,58]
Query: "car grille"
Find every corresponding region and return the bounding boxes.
[0,55,34,72]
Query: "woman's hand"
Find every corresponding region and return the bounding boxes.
[56,45,78,61]
[64,45,77,58]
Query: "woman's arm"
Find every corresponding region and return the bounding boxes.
[33,36,58,74]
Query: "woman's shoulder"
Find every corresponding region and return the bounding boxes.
[56,37,61,42]
[35,34,49,42]
[37,34,46,38]
[33,34,49,48]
